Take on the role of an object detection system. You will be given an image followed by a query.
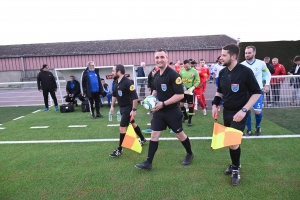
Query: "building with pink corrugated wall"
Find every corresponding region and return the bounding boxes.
[0,35,237,82]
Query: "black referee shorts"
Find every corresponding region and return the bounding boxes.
[223,109,250,132]
[120,105,135,127]
[179,94,194,104]
[151,107,183,133]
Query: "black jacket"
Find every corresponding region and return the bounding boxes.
[81,68,104,98]
[37,70,57,90]
[289,64,300,89]
[266,63,275,74]
[147,68,157,91]
[66,80,80,96]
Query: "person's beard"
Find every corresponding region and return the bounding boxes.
[246,55,254,61]
[113,75,119,80]
[222,59,231,67]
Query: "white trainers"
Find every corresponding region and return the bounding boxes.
[218,107,220,111]
[203,109,207,116]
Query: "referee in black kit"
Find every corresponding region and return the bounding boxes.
[211,44,261,186]
[109,64,146,157]
[135,49,194,170]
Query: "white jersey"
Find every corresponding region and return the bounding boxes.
[213,63,225,78]
[241,59,271,89]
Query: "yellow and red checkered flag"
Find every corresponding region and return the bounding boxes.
[211,110,243,149]
[121,117,142,153]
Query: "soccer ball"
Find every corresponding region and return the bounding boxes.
[143,96,157,110]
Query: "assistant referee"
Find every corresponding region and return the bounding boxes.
[109,64,146,157]
[211,44,261,186]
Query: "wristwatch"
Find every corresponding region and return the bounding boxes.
[132,108,137,111]
[162,101,166,107]
[241,108,248,112]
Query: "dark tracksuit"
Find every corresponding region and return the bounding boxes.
[37,70,58,108]
[81,68,104,116]
[66,80,80,103]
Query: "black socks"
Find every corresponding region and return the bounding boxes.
[147,140,159,164]
[181,137,193,155]
[230,146,241,169]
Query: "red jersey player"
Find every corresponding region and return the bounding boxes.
[194,59,210,115]
[174,60,181,73]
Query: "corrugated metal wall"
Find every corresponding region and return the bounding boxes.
[0,49,221,71]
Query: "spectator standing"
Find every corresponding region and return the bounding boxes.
[37,64,59,111]
[270,58,286,105]
[65,75,80,106]
[263,57,275,106]
[288,56,300,105]
[81,61,104,119]
[136,62,146,99]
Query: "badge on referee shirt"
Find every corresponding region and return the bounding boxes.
[175,77,182,84]
[231,84,239,92]
[161,84,167,91]
[129,85,135,91]
[118,90,123,96]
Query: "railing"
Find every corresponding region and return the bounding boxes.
[0,75,299,108]
[0,80,67,107]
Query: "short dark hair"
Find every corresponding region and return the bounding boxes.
[42,64,48,69]
[294,55,300,62]
[70,75,75,78]
[216,56,221,62]
[191,60,197,64]
[222,44,240,59]
[155,48,168,56]
[199,59,205,62]
[264,57,270,61]
[183,59,190,64]
[100,78,104,81]
[246,45,256,52]
[115,64,125,74]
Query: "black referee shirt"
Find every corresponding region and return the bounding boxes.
[112,76,138,107]
[153,67,184,109]
[217,63,261,111]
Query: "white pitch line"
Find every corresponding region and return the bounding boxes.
[13,116,24,120]
[68,125,87,128]
[0,127,5,130]
[147,123,151,126]
[0,124,2,126]
[30,126,49,129]
[0,135,299,145]
[32,110,41,113]
[107,124,119,126]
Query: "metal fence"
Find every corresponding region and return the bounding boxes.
[0,75,299,108]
